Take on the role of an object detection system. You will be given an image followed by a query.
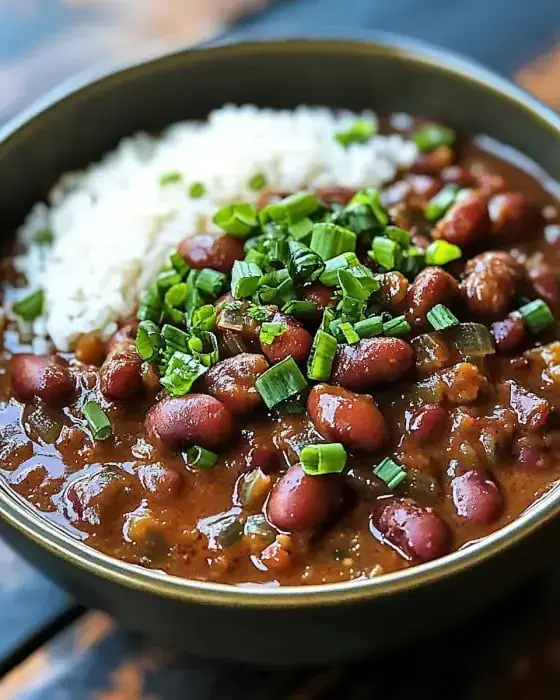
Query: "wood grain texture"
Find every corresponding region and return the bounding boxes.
[516,41,560,110]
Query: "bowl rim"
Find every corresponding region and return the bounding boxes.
[0,34,559,608]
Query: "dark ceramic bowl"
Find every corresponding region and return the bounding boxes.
[0,36,559,666]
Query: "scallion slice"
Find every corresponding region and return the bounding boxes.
[244,248,268,268]
[259,322,287,345]
[247,304,274,322]
[185,445,218,470]
[191,304,217,331]
[301,443,347,476]
[411,122,456,151]
[319,252,360,286]
[427,304,459,331]
[160,351,207,396]
[170,252,189,275]
[231,261,262,299]
[289,217,314,242]
[337,269,372,302]
[159,171,182,186]
[401,246,426,279]
[425,240,462,266]
[307,330,337,381]
[259,191,320,226]
[83,401,112,441]
[213,203,258,237]
[248,173,267,191]
[383,315,411,337]
[35,228,53,245]
[189,181,205,199]
[282,300,318,317]
[354,315,384,338]
[385,225,411,248]
[188,331,219,367]
[12,290,44,321]
[335,119,376,147]
[164,282,189,309]
[424,185,460,222]
[256,357,308,409]
[184,285,205,325]
[162,324,190,353]
[136,320,162,362]
[370,237,402,271]
[157,269,182,290]
[195,268,228,299]
[351,189,389,228]
[310,223,357,261]
[286,240,325,283]
[373,457,407,489]
[519,299,554,333]
[339,321,360,345]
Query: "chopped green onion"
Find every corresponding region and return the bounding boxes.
[310,223,357,261]
[159,171,182,186]
[401,246,426,279]
[231,261,262,299]
[519,299,554,333]
[259,322,287,345]
[247,304,274,322]
[137,287,163,324]
[338,321,360,345]
[446,322,495,356]
[307,330,337,381]
[354,315,384,338]
[164,282,189,309]
[184,285,205,324]
[427,304,459,331]
[244,248,268,268]
[13,290,44,321]
[170,252,189,275]
[412,122,455,151]
[161,324,190,352]
[336,294,364,322]
[370,237,402,271]
[248,173,267,191]
[373,457,407,489]
[35,228,53,245]
[282,300,318,317]
[425,240,462,266]
[424,185,460,222]
[385,226,411,248]
[188,181,205,199]
[289,217,314,241]
[337,268,372,302]
[160,351,207,396]
[256,357,308,409]
[383,315,411,337]
[191,304,217,331]
[83,401,112,441]
[351,189,389,228]
[335,119,376,147]
[195,268,228,298]
[286,240,325,283]
[185,445,218,470]
[319,252,360,286]
[213,203,258,238]
[259,191,320,226]
[136,320,162,362]
[188,331,219,367]
[301,443,347,475]
[258,278,295,307]
[157,269,182,290]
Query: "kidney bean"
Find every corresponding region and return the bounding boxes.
[199,353,269,415]
[314,186,356,205]
[75,333,106,366]
[433,191,490,247]
[246,442,280,474]
[405,266,459,328]
[498,380,550,430]
[145,394,233,450]
[475,171,507,195]
[405,174,442,204]
[441,165,476,188]
[307,384,388,452]
[178,234,245,274]
[489,192,537,238]
[106,319,139,352]
[382,181,410,207]
[375,271,410,313]
[332,337,414,391]
[451,469,503,524]
[372,498,451,562]
[526,255,560,314]
[411,146,453,175]
[11,354,74,404]
[409,404,448,442]
[261,312,313,365]
[302,283,335,312]
[461,251,523,316]
[518,445,552,470]
[137,463,182,501]
[491,315,526,353]
[100,340,143,401]
[64,468,135,527]
[267,463,340,532]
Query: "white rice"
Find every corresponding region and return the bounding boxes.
[13,105,418,351]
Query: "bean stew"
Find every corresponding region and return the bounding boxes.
[1,115,560,586]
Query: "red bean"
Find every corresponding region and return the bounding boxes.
[11,354,74,404]
[178,234,244,274]
[498,380,550,430]
[372,498,451,562]
[441,165,476,188]
[433,191,490,247]
[307,384,388,453]
[267,463,340,532]
[137,463,182,500]
[518,446,552,470]
[526,256,560,314]
[461,251,523,316]
[409,404,448,442]
[491,315,526,353]
[405,174,442,204]
[63,468,134,527]
[332,338,414,391]
[199,353,269,415]
[489,192,536,238]
[411,146,453,175]
[302,283,335,312]
[314,186,356,205]
[405,266,459,328]
[106,319,139,352]
[246,442,280,474]
[145,394,234,450]
[451,469,503,524]
[376,272,409,313]
[261,312,313,365]
[99,340,143,401]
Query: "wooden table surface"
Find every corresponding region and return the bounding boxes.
[0,2,559,698]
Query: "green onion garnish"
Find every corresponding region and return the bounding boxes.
[189,181,205,199]
[231,261,262,299]
[259,322,287,345]
[373,457,407,489]
[354,315,383,339]
[307,330,337,381]
[337,268,373,302]
[411,123,456,151]
[161,324,190,353]
[259,191,320,226]
[138,284,163,323]
[247,304,274,322]
[188,331,219,367]
[310,223,357,261]
[248,173,267,191]
[160,351,207,396]
[335,119,376,147]
[385,226,411,248]
[244,248,268,268]
[164,282,189,309]
[213,203,258,237]
[157,269,182,290]
[425,240,462,266]
[286,240,325,283]
[191,304,217,331]
[427,304,459,331]
[289,217,314,242]
[401,246,426,279]
[83,401,112,441]
[13,290,44,321]
[255,356,308,409]
[170,252,189,275]
[135,320,162,362]
[185,445,218,470]
[159,171,182,186]
[195,268,228,299]
[370,237,402,271]
[338,321,360,345]
[519,299,555,333]
[282,300,318,317]
[301,443,347,476]
[351,188,389,228]
[383,315,411,337]
[319,252,360,286]
[424,185,460,222]
[35,228,53,245]
[184,285,205,325]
